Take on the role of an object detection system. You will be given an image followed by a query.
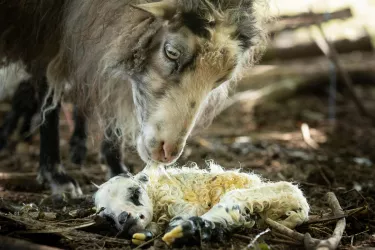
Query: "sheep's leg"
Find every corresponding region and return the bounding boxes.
[100,128,132,178]
[37,79,82,197]
[162,182,309,246]
[19,106,38,143]
[19,84,39,143]
[0,80,37,150]
[69,107,88,165]
[0,109,20,150]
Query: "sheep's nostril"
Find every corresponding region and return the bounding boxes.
[118,211,129,225]
[151,141,179,163]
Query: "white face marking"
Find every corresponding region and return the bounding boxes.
[94,173,153,230]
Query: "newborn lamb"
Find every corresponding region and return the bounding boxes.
[94,161,309,247]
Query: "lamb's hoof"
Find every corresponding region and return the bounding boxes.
[132,230,153,246]
[69,140,87,165]
[37,165,83,198]
[162,216,227,247]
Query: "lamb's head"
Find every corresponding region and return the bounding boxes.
[94,172,152,236]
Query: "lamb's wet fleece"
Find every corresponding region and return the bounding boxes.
[94,162,310,247]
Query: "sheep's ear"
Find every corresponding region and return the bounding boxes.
[133,0,177,20]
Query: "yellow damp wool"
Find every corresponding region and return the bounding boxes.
[144,162,262,225]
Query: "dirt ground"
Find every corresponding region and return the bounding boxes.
[0,64,374,249]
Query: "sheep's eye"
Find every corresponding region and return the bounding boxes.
[164,44,180,61]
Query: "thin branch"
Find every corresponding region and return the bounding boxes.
[307,206,366,225]
[265,218,310,242]
[309,8,375,123]
[0,235,62,250]
[314,192,346,250]
[247,228,271,249]
[133,233,162,250]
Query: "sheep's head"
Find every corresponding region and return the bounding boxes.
[94,172,152,237]
[103,0,268,164]
[128,0,268,164]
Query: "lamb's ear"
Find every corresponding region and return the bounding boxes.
[132,0,177,20]
[118,172,133,178]
[135,172,149,184]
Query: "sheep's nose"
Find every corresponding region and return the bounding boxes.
[152,141,179,163]
[162,142,178,163]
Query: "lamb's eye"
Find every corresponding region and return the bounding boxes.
[164,44,180,60]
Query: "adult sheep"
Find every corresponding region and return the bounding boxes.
[0,0,269,196]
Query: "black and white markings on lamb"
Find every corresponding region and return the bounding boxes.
[128,186,143,206]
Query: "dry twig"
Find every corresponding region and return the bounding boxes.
[307,206,366,225]
[0,235,62,250]
[309,192,346,250]
[247,228,271,248]
[133,233,162,250]
[266,192,347,250]
[309,8,375,123]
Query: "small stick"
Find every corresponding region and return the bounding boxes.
[265,218,308,242]
[17,221,96,234]
[247,228,271,249]
[314,192,346,250]
[0,235,62,250]
[133,233,162,250]
[307,206,366,225]
[233,234,252,241]
[308,8,375,123]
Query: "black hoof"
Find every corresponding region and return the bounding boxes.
[38,165,83,198]
[163,216,227,247]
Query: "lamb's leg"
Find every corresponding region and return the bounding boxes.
[37,79,82,197]
[162,181,309,246]
[69,107,88,165]
[100,128,132,178]
[132,201,201,246]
